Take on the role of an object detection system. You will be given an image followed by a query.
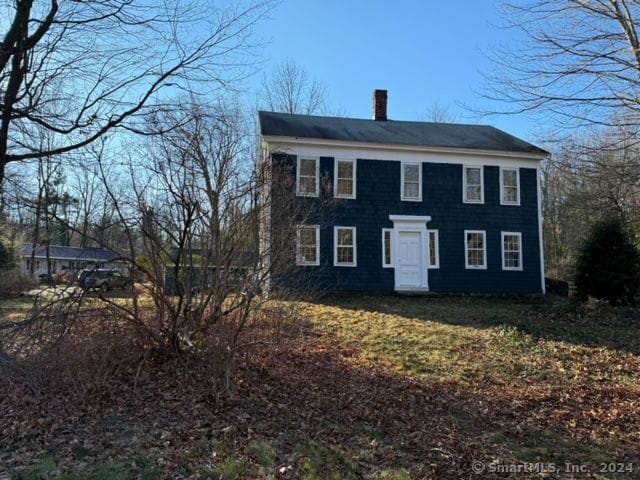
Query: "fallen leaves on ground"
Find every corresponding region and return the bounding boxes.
[1,296,639,479]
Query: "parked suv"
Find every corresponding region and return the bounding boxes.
[78,269,130,291]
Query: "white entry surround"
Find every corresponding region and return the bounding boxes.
[389,215,431,292]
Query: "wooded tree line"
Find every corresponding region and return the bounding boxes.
[542,125,640,280]
[483,0,640,284]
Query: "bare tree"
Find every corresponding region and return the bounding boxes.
[541,125,640,278]
[485,0,640,133]
[423,101,458,123]
[46,100,326,394]
[66,162,100,247]
[482,1,640,279]
[259,59,329,114]
[0,0,274,187]
[0,96,340,400]
[0,163,29,244]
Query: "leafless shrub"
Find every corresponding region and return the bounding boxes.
[1,294,305,408]
[0,102,332,403]
[0,269,37,298]
[2,287,84,355]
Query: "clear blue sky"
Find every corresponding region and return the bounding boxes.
[248,0,542,142]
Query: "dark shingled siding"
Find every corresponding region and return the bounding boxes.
[270,155,543,294]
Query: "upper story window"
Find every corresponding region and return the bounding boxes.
[401,162,422,201]
[502,231,523,270]
[334,159,356,199]
[296,225,320,266]
[465,230,487,269]
[500,167,520,205]
[427,229,439,269]
[296,156,319,197]
[334,226,357,267]
[463,166,484,203]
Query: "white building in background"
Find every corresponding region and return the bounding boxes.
[21,244,122,276]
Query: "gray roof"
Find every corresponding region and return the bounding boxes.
[21,244,119,262]
[259,111,547,155]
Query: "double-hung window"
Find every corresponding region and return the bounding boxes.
[500,167,520,205]
[502,232,523,270]
[401,162,422,201]
[296,225,320,266]
[463,166,483,203]
[334,226,356,267]
[296,157,319,197]
[465,230,486,269]
[334,159,356,199]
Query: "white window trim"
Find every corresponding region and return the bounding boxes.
[382,228,393,268]
[500,167,521,206]
[462,165,484,204]
[295,225,320,266]
[501,231,523,271]
[333,158,356,199]
[464,229,487,270]
[427,229,439,269]
[334,226,357,267]
[296,156,319,197]
[401,162,422,202]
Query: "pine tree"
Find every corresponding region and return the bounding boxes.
[575,217,640,305]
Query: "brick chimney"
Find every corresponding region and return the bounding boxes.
[373,89,388,121]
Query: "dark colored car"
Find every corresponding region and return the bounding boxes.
[38,273,55,285]
[78,269,130,291]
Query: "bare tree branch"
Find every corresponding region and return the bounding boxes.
[481,0,640,133]
[259,59,329,115]
[0,0,275,186]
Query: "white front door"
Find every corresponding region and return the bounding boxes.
[395,231,424,290]
[389,215,431,292]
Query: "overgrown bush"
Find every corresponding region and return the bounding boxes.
[0,239,15,270]
[0,269,37,298]
[575,216,640,305]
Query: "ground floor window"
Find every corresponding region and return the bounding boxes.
[296,225,320,266]
[25,259,42,270]
[334,226,357,267]
[465,230,486,269]
[502,231,523,270]
[427,229,439,268]
[382,228,393,267]
[293,225,525,273]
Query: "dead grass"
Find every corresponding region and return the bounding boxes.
[0,297,35,310]
[2,295,639,479]
[302,296,640,387]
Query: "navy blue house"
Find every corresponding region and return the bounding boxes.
[259,90,548,294]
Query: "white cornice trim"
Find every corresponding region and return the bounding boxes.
[389,215,432,223]
[262,135,548,161]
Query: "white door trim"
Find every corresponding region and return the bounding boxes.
[389,215,431,292]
